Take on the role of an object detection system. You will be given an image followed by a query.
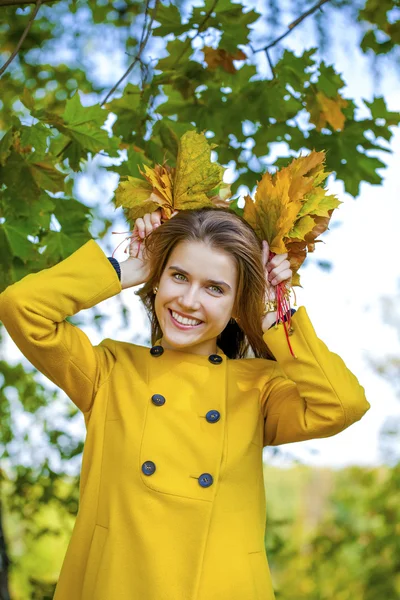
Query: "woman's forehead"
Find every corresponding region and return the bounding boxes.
[166,241,238,283]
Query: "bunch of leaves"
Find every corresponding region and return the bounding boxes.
[113,130,232,226]
[240,150,342,287]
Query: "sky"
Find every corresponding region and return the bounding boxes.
[2,1,400,470]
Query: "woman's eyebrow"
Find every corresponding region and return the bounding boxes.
[168,265,231,290]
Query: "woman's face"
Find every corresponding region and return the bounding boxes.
[155,240,238,356]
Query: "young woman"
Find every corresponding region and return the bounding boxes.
[0,206,370,600]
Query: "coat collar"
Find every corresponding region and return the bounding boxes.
[154,338,226,358]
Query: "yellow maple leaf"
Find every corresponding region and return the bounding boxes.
[114,176,161,220]
[306,91,348,131]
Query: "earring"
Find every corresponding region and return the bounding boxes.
[153,286,158,294]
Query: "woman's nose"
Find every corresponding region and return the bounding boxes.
[179,288,201,309]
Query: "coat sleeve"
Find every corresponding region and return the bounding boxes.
[0,239,122,413]
[260,306,370,446]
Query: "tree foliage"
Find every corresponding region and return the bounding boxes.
[0,0,399,596]
[269,465,400,599]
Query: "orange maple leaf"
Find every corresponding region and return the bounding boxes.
[202,47,247,74]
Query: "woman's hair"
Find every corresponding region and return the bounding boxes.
[135,206,276,360]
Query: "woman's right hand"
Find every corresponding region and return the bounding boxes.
[120,208,178,290]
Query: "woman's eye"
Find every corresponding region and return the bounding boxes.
[172,273,223,294]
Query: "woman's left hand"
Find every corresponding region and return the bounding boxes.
[261,240,293,330]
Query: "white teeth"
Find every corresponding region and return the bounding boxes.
[171,311,202,326]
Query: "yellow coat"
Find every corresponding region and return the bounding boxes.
[0,240,370,600]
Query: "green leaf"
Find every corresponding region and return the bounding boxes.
[152,3,191,36]
[58,122,112,154]
[26,157,66,193]
[316,62,346,97]
[63,91,107,127]
[40,230,91,261]
[20,123,49,159]
[51,196,92,235]
[156,39,193,71]
[275,48,317,90]
[364,96,400,125]
[153,121,179,159]
[105,146,152,178]
[107,83,145,141]
[0,219,35,262]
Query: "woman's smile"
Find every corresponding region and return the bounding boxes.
[168,308,205,330]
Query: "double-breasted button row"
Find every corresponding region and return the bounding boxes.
[149,346,223,365]
[151,394,220,424]
[141,461,213,488]
[147,345,220,490]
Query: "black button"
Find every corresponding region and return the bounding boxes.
[152,394,166,406]
[150,345,164,356]
[206,410,220,423]
[198,473,213,488]
[208,354,222,364]
[142,461,156,476]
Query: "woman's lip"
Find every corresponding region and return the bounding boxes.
[168,309,204,329]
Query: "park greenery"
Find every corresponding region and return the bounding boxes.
[0,0,399,597]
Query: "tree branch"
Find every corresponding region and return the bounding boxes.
[171,0,220,69]
[0,0,54,6]
[55,0,158,160]
[100,0,159,107]
[254,0,331,53]
[0,0,43,77]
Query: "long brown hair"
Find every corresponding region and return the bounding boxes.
[135,206,276,360]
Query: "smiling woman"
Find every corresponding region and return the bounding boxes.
[0,205,370,600]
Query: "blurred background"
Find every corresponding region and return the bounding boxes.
[0,0,399,598]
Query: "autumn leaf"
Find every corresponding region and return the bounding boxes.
[140,164,174,206]
[242,150,342,287]
[306,90,348,131]
[203,46,247,74]
[173,130,229,210]
[113,130,231,223]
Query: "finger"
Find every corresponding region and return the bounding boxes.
[270,268,293,287]
[150,210,162,228]
[266,252,288,271]
[268,259,290,279]
[262,241,270,265]
[135,217,145,239]
[143,213,154,236]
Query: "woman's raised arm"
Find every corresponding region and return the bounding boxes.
[0,240,122,413]
[261,306,371,446]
